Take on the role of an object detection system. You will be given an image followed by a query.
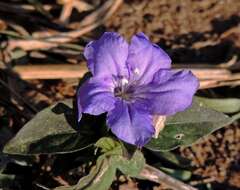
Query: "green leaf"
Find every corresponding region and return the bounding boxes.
[3,100,95,155]
[196,96,240,113]
[117,149,145,177]
[158,166,192,181]
[95,137,120,153]
[55,138,145,190]
[146,98,233,151]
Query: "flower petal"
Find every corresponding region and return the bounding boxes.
[133,70,199,115]
[107,100,155,146]
[84,32,129,78]
[127,33,171,84]
[77,77,116,117]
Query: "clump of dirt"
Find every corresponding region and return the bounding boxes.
[106,0,240,41]
[106,0,240,63]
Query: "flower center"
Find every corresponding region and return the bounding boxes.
[114,78,134,101]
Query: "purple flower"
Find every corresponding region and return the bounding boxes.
[77,32,199,147]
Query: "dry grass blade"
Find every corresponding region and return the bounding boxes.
[7,40,58,52]
[200,78,240,89]
[10,63,240,89]
[78,0,113,27]
[59,0,74,23]
[140,164,197,190]
[73,0,93,12]
[12,64,87,80]
[6,0,123,51]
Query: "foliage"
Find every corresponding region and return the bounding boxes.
[145,97,235,151]
[2,96,240,189]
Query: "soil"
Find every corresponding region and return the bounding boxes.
[105,0,240,64]
[0,0,240,190]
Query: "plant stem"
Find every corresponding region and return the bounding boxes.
[140,164,197,190]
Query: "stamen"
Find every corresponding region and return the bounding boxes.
[134,68,140,75]
[121,78,129,86]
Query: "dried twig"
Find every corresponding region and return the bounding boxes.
[73,0,93,12]
[7,0,123,51]
[140,164,197,190]
[59,0,74,23]
[10,63,240,89]
[11,64,231,79]
[53,176,70,187]
[78,0,113,27]
[12,64,87,80]
[7,40,59,51]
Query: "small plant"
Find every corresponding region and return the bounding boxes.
[3,32,240,190]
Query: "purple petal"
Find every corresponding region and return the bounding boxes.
[133,69,199,115]
[127,33,171,84]
[107,100,155,146]
[77,77,116,117]
[84,32,129,78]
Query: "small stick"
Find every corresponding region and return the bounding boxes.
[59,0,74,23]
[77,0,113,27]
[53,176,70,187]
[11,64,228,79]
[8,63,240,89]
[140,164,197,190]
[73,0,93,12]
[12,64,87,79]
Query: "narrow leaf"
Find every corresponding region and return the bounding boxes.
[196,96,240,113]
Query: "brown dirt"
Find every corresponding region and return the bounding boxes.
[106,0,240,64]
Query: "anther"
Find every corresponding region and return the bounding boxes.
[121,78,129,86]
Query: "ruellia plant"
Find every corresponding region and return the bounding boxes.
[3,32,240,190]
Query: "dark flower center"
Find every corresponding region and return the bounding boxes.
[114,87,131,100]
[114,78,135,101]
